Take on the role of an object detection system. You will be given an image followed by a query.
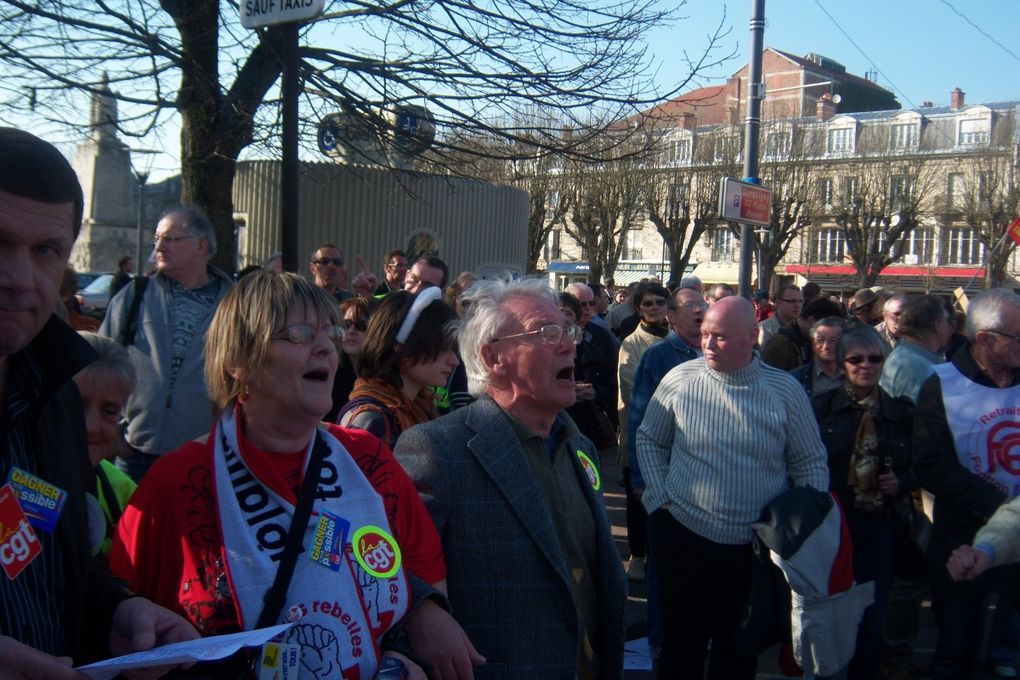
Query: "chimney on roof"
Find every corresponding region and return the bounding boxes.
[816,92,837,121]
[677,111,696,129]
[951,88,966,111]
[921,100,934,108]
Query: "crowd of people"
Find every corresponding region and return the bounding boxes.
[4,126,1020,680]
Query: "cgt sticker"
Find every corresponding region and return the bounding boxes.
[351,526,402,579]
[576,450,601,491]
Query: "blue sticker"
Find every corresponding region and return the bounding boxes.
[6,467,66,533]
[309,510,349,571]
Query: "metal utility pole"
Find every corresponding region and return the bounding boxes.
[281,22,300,273]
[738,0,766,298]
[134,170,149,271]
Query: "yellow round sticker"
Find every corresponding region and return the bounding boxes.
[351,525,402,579]
[576,450,601,491]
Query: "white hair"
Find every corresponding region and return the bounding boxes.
[459,277,559,396]
[967,288,1020,340]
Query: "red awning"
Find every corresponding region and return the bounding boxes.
[784,264,985,278]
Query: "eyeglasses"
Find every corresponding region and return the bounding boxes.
[640,299,667,308]
[270,324,343,346]
[404,274,436,290]
[987,329,1020,343]
[844,354,885,365]
[151,233,196,246]
[491,324,583,346]
[814,337,840,346]
[343,319,368,332]
[385,261,408,270]
[312,257,344,266]
[672,301,709,312]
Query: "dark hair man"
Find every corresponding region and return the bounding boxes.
[376,248,408,294]
[109,255,135,298]
[761,297,843,372]
[880,294,952,404]
[405,255,448,293]
[759,284,804,346]
[0,127,198,676]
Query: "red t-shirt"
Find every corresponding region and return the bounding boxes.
[109,424,446,635]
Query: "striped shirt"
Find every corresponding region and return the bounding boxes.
[636,355,828,545]
[0,346,66,654]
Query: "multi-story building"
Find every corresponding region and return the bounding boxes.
[540,50,1020,295]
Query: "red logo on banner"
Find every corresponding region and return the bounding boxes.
[0,484,41,580]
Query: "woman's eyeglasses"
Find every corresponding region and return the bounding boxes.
[844,354,884,365]
[270,324,343,346]
[640,298,667,308]
[343,319,368,332]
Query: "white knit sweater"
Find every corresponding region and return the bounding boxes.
[636,355,829,544]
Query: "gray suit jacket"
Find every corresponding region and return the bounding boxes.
[394,398,627,680]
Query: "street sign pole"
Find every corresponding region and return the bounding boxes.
[738,0,766,298]
[281,22,299,272]
[240,0,324,272]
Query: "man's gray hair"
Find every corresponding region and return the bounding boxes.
[459,277,559,397]
[165,205,217,258]
[809,316,845,340]
[678,274,703,292]
[883,294,906,312]
[966,288,1020,340]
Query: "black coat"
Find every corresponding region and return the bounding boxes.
[811,385,916,512]
[9,317,131,661]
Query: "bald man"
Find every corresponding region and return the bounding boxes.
[636,297,829,679]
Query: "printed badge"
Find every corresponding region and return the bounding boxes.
[352,526,402,579]
[576,450,601,491]
[309,510,350,571]
[258,641,300,680]
[0,484,42,580]
[6,467,67,533]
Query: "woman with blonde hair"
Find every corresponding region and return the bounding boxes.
[110,271,443,679]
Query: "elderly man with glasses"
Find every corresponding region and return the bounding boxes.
[100,206,232,481]
[393,277,627,680]
[914,288,1020,680]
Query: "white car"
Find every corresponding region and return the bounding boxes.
[75,273,116,313]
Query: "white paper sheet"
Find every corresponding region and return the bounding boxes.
[77,623,294,680]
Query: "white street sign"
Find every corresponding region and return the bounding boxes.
[240,0,324,29]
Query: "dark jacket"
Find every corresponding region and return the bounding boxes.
[393,398,627,680]
[811,385,916,513]
[9,317,131,661]
[762,321,812,372]
[913,341,1020,589]
[568,322,620,436]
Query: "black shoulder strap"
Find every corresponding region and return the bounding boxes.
[120,275,150,347]
[95,465,123,527]
[255,432,329,629]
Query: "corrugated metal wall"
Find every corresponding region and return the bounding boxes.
[233,161,529,279]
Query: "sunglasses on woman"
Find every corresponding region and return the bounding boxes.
[844,354,884,365]
[343,319,368,332]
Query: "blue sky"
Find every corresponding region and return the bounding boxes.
[649,0,1020,109]
[46,0,1020,181]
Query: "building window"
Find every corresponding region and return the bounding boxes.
[827,127,855,154]
[811,228,845,263]
[711,228,735,261]
[896,227,934,264]
[622,230,643,261]
[668,183,687,211]
[890,123,919,149]
[843,176,860,205]
[958,118,990,146]
[544,191,561,221]
[714,134,740,162]
[543,229,561,261]
[947,173,965,211]
[667,138,692,164]
[946,227,984,265]
[978,172,994,212]
[764,131,792,159]
[889,175,915,210]
[818,177,834,210]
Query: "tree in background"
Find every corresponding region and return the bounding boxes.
[0,0,728,272]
